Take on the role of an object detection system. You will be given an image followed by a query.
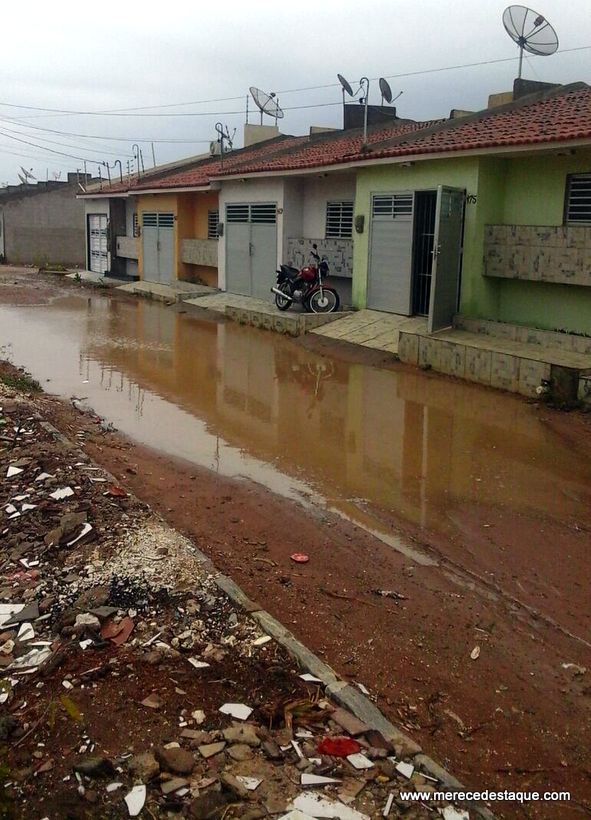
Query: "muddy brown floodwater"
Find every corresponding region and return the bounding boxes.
[1,268,591,818]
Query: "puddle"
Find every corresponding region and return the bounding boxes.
[1,285,590,557]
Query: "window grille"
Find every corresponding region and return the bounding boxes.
[566,174,591,223]
[208,209,219,238]
[326,201,354,238]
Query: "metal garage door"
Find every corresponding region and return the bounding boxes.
[367,193,414,315]
[226,203,277,298]
[142,212,174,284]
[88,214,108,274]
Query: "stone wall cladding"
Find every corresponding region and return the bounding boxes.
[181,238,218,268]
[225,304,343,336]
[454,315,591,354]
[484,225,591,286]
[288,237,353,278]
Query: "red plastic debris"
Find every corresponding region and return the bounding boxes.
[290,553,309,564]
[317,736,361,757]
[104,485,128,498]
[101,616,135,645]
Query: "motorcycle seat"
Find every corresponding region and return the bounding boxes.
[281,264,300,277]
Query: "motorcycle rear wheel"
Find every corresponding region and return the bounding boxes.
[274,283,292,311]
[306,288,340,314]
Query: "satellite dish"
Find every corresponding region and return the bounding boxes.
[20,166,36,181]
[379,77,393,105]
[502,6,559,78]
[249,87,284,124]
[17,173,27,185]
[337,73,354,97]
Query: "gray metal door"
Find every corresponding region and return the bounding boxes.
[225,203,277,297]
[142,212,159,282]
[157,212,174,284]
[368,193,414,314]
[428,187,465,333]
[250,204,277,299]
[142,212,174,284]
[226,205,251,296]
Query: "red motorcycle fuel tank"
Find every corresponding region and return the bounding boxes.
[300,265,317,282]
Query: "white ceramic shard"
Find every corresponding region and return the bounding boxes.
[124,784,146,817]
[218,702,253,721]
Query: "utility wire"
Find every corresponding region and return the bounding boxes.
[0,130,121,164]
[0,124,129,157]
[1,44,590,119]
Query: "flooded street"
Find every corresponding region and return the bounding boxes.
[1,272,591,637]
[2,270,591,816]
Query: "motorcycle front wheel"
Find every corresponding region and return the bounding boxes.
[306,288,340,314]
[274,283,292,311]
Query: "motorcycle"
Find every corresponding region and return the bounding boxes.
[271,244,340,314]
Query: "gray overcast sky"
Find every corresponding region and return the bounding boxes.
[1,0,590,183]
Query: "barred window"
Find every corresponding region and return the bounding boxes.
[566,174,591,223]
[132,212,139,237]
[325,201,354,238]
[208,209,219,238]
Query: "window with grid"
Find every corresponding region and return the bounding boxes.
[132,212,139,237]
[207,209,219,238]
[566,174,591,223]
[325,201,354,238]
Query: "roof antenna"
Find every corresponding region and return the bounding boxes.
[502,6,558,79]
[337,74,370,145]
[249,87,284,127]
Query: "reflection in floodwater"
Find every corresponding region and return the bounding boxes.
[1,292,590,547]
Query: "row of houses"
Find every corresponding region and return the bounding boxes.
[80,79,591,348]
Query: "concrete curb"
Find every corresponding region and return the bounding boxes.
[38,415,495,820]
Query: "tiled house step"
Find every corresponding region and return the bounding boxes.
[311,310,427,355]
[183,292,347,337]
[454,315,591,355]
[398,326,591,402]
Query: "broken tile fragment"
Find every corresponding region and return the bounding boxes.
[124,784,146,817]
[219,702,252,721]
[198,742,226,759]
[346,752,374,770]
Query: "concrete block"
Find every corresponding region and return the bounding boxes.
[465,347,492,385]
[398,332,419,366]
[437,340,465,378]
[518,359,550,397]
[490,352,520,392]
[418,337,439,370]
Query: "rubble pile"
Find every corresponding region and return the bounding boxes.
[0,380,471,818]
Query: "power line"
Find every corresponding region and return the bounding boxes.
[0,116,211,145]
[0,124,129,157]
[2,44,590,120]
[0,130,121,164]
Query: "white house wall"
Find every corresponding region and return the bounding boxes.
[218,178,285,291]
[301,174,356,237]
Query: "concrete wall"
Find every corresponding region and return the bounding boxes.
[1,181,87,266]
[301,173,356,237]
[491,149,591,334]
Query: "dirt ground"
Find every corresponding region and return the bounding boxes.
[25,366,591,820]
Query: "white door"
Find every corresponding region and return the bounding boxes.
[88,214,108,274]
[367,193,414,314]
[428,187,465,333]
[225,203,277,297]
[142,212,175,284]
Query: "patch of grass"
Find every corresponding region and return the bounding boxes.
[0,371,42,393]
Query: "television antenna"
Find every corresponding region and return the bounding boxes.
[502,5,559,79]
[19,166,36,181]
[213,122,236,164]
[379,77,393,105]
[249,87,284,125]
[337,73,370,145]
